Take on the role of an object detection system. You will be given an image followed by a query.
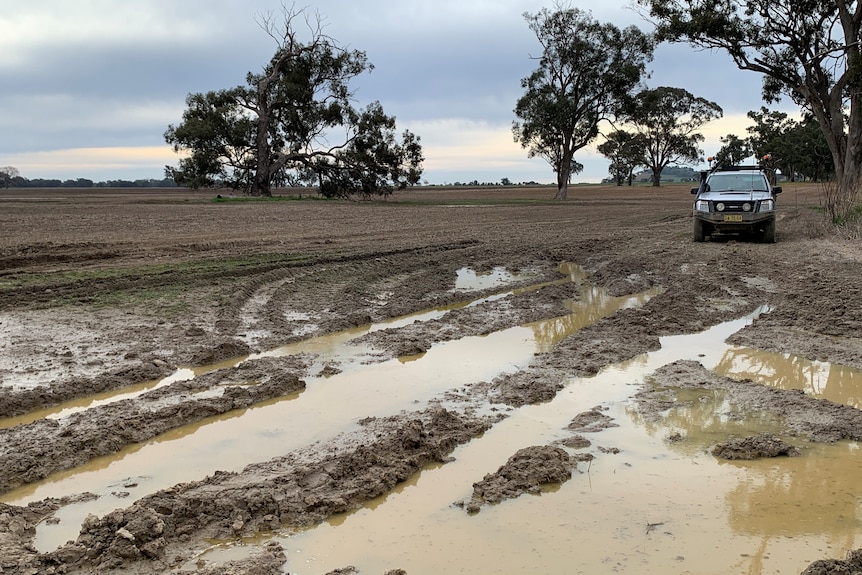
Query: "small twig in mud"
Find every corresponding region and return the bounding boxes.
[645,522,664,534]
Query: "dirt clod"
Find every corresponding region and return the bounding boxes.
[463,445,576,513]
[711,434,802,460]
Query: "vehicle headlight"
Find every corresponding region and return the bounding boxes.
[758,199,774,212]
[742,203,752,211]
[695,200,710,212]
[716,202,725,212]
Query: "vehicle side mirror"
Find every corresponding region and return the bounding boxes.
[772,186,782,194]
[690,187,699,194]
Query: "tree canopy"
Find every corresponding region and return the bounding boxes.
[712,134,752,168]
[165,7,422,198]
[0,166,19,189]
[621,86,722,186]
[746,107,832,182]
[597,130,646,186]
[513,5,653,199]
[638,0,862,217]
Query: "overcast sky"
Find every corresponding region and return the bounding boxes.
[0,1,796,185]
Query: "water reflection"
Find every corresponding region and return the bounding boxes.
[629,386,787,456]
[630,380,862,553]
[722,442,862,537]
[529,286,663,352]
[453,266,537,291]
[715,347,862,408]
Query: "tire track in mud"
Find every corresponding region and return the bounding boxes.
[0,363,172,420]
[0,260,604,573]
[43,408,493,574]
[0,242,480,419]
[0,359,306,494]
[0,249,554,496]
[2,240,477,313]
[16,279,759,574]
[217,241,483,349]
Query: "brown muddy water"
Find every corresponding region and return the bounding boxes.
[3,265,862,574]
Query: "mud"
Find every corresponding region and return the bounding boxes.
[460,445,576,513]
[638,360,862,443]
[0,358,306,493]
[1,184,862,574]
[41,408,490,573]
[801,549,862,575]
[711,434,802,460]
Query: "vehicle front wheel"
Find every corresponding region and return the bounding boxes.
[693,219,707,242]
[761,219,776,243]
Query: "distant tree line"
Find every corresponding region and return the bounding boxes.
[597,107,832,186]
[601,166,698,185]
[449,179,542,187]
[0,173,177,189]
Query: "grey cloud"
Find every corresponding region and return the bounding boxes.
[0,0,790,182]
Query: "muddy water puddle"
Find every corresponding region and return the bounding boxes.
[258,432,861,575]
[0,267,578,430]
[715,345,862,408]
[453,265,537,292]
[199,313,862,575]
[1,265,654,550]
[4,266,862,573]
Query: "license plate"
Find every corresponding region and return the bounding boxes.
[723,215,743,222]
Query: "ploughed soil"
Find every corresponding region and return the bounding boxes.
[1,184,862,574]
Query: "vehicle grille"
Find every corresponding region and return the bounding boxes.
[719,202,751,212]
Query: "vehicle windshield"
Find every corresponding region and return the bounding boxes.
[706,173,769,192]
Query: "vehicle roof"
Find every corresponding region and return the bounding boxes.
[710,164,764,173]
[709,168,765,176]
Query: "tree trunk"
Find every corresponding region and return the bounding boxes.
[249,67,280,197]
[555,179,569,200]
[555,151,572,200]
[651,167,661,187]
[828,3,862,220]
[836,70,862,220]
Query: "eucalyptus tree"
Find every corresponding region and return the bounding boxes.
[622,87,722,186]
[746,108,832,182]
[712,134,752,168]
[597,130,646,186]
[788,116,833,181]
[165,6,422,197]
[513,5,654,199]
[639,0,862,218]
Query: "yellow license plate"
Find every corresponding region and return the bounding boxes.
[723,215,743,222]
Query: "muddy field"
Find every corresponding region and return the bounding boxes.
[1,183,862,574]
